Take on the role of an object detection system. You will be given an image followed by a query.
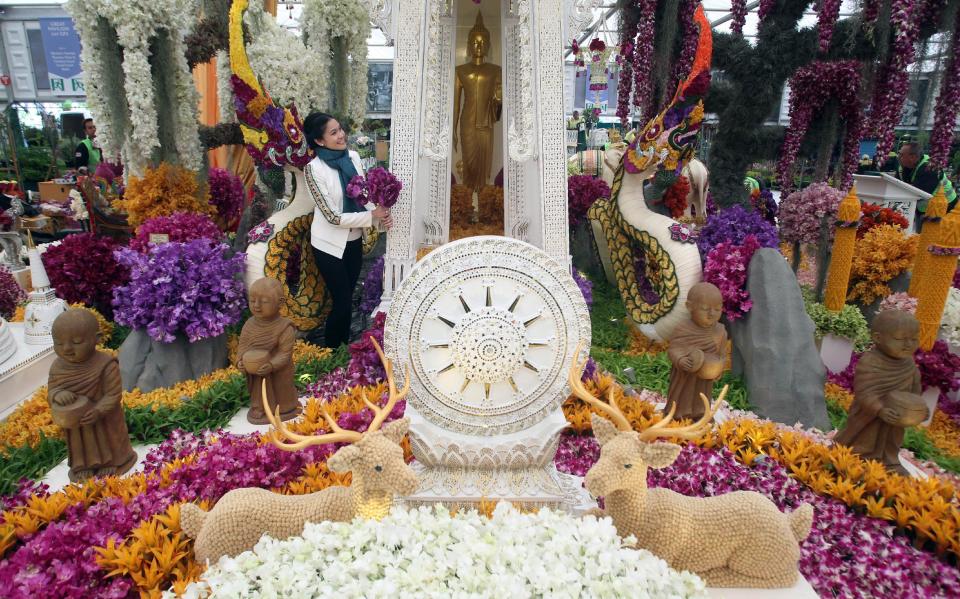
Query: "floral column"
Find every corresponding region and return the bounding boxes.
[916,210,960,350]
[908,185,948,297]
[824,187,860,312]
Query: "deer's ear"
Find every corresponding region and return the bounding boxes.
[327,444,361,473]
[591,413,620,446]
[380,417,409,444]
[640,442,681,469]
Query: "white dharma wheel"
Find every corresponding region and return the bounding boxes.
[384,236,591,436]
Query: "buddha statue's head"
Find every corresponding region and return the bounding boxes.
[468,12,491,59]
[872,310,920,360]
[249,277,284,322]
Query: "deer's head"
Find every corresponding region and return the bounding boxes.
[264,338,419,506]
[567,345,723,500]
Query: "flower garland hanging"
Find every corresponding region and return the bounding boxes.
[672,0,699,87]
[730,0,748,36]
[632,0,657,119]
[817,0,842,54]
[758,0,777,23]
[65,0,202,176]
[301,0,369,125]
[615,27,636,123]
[929,8,960,169]
[870,0,920,159]
[776,60,863,192]
[244,1,330,115]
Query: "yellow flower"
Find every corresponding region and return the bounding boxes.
[115,163,212,227]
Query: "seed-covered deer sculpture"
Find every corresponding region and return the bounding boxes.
[181,338,419,563]
[571,353,813,588]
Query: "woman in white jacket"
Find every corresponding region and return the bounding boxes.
[303,113,392,347]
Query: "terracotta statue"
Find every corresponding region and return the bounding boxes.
[48,309,136,482]
[834,310,926,475]
[452,11,502,194]
[237,278,301,424]
[666,282,727,420]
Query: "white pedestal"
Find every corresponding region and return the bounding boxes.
[402,405,593,512]
[819,334,854,374]
[706,576,818,599]
[0,323,55,421]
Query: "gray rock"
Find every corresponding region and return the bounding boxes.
[119,330,229,393]
[730,248,832,430]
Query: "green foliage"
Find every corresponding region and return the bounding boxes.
[16,145,63,189]
[0,435,67,498]
[590,348,751,411]
[105,323,131,351]
[805,301,871,352]
[589,278,631,351]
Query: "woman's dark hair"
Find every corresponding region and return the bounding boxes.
[303,112,336,151]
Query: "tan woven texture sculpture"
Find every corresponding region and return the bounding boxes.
[181,339,419,563]
[572,353,814,588]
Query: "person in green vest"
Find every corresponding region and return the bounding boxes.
[73,118,102,173]
[889,142,957,231]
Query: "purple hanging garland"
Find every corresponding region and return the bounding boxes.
[862,0,881,27]
[632,0,657,120]
[672,0,700,87]
[616,18,638,124]
[777,60,864,193]
[817,0,842,54]
[871,0,920,159]
[731,0,748,36]
[929,9,960,169]
[758,0,777,24]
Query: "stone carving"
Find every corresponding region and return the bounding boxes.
[729,249,831,430]
[833,310,925,475]
[565,0,601,41]
[666,282,727,420]
[181,341,418,563]
[237,278,301,424]
[0,232,25,270]
[48,309,136,483]
[573,363,813,588]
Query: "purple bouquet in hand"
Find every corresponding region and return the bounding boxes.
[347,167,402,208]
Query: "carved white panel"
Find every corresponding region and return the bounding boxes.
[565,0,601,41]
[503,5,528,242]
[507,0,535,162]
[369,0,396,45]
[384,236,591,436]
[535,0,571,265]
[383,0,425,302]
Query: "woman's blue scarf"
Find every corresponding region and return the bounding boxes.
[315,147,363,213]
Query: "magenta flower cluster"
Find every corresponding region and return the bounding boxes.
[41,233,129,316]
[777,61,862,192]
[930,9,960,168]
[816,0,841,54]
[703,235,762,321]
[359,255,385,315]
[347,311,387,385]
[347,167,401,208]
[758,0,777,22]
[567,174,611,226]
[0,266,25,319]
[730,0,748,36]
[778,182,843,245]
[0,430,331,598]
[695,204,779,259]
[128,211,223,253]
[870,0,920,159]
[112,240,246,343]
[632,0,657,120]
[93,161,123,185]
[207,167,245,231]
[914,340,960,396]
[671,0,699,88]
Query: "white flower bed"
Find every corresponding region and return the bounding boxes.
[941,287,960,348]
[169,504,707,599]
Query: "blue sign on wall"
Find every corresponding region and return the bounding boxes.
[39,18,84,95]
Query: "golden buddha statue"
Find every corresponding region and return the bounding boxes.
[453,12,502,194]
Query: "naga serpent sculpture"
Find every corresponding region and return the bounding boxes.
[589,3,712,342]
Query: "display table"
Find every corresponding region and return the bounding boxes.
[0,322,55,421]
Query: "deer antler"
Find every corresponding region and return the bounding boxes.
[568,342,632,431]
[363,337,410,434]
[263,378,362,451]
[639,385,725,442]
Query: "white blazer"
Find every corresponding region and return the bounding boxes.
[306,150,375,258]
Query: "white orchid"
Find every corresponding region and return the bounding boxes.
[167,504,707,599]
